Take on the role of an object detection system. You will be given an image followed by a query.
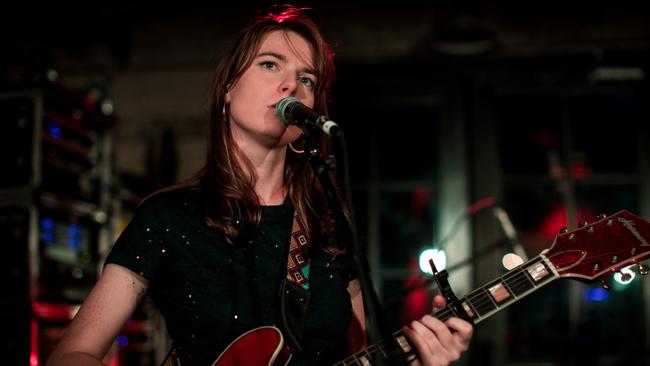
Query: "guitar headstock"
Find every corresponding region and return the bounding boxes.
[544,210,650,281]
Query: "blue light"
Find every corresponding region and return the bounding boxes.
[40,218,55,245]
[117,335,128,347]
[584,287,609,302]
[47,122,62,139]
[67,224,81,250]
[40,217,55,230]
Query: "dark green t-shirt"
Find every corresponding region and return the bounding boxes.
[105,187,355,365]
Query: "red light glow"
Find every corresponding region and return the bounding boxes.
[30,319,39,366]
[540,205,597,236]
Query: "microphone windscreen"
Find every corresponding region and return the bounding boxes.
[275,96,300,125]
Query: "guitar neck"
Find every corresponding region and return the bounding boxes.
[335,255,558,366]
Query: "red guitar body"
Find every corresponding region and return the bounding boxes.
[213,326,293,366]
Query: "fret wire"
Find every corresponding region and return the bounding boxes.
[467,267,555,312]
[468,287,498,314]
[486,274,531,298]
[464,289,485,305]
[500,266,533,284]
[433,260,544,319]
[338,260,560,365]
[502,266,527,281]
[519,265,541,287]
[379,344,387,357]
[504,271,535,289]
[378,344,388,358]
[470,274,534,304]
[372,346,382,358]
[500,275,515,294]
[467,288,491,303]
[510,271,549,287]
[338,258,561,366]
[464,288,498,310]
[504,266,543,288]
[434,307,453,317]
[466,296,491,312]
[467,294,507,314]
[435,309,454,321]
[364,347,373,361]
[503,277,533,293]
[466,296,492,311]
[465,294,489,309]
[468,274,530,308]
[470,287,497,306]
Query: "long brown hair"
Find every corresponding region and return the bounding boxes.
[187,6,345,251]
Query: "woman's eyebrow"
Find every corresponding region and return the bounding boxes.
[256,51,317,76]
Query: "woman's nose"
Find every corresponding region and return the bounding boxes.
[279,75,297,96]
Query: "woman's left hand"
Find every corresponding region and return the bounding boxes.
[402,295,473,366]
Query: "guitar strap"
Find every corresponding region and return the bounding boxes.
[280,211,312,351]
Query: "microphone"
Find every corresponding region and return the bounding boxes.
[275,96,340,136]
[493,206,528,269]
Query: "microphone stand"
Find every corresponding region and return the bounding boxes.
[304,135,404,365]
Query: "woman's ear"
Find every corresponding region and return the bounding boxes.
[225,91,231,104]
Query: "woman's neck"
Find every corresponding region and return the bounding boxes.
[235,142,288,206]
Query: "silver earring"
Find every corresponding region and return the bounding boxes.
[288,141,305,154]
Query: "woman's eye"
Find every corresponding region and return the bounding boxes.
[260,61,277,70]
[299,76,315,89]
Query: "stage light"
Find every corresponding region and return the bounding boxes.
[419,248,446,275]
[613,266,635,285]
[585,287,609,302]
[501,252,524,270]
[46,68,58,82]
[101,100,114,116]
[117,335,129,347]
[47,122,62,138]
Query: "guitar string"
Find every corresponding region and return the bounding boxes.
[465,266,534,307]
[466,267,547,313]
[339,248,642,364]
[336,281,542,365]
[462,263,559,318]
[464,249,637,315]
[336,280,519,365]
[343,266,541,363]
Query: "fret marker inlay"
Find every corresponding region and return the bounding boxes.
[358,355,371,366]
[461,301,476,319]
[396,335,412,354]
[526,262,550,282]
[488,283,512,303]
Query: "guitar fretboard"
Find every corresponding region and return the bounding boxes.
[334,255,557,366]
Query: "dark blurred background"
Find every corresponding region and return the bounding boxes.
[1,1,650,365]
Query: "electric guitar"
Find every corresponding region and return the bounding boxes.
[166,210,650,366]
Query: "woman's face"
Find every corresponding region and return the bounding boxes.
[226,30,317,149]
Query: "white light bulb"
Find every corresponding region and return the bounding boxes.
[419,248,447,275]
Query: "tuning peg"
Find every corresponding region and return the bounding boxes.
[596,213,607,220]
[619,271,633,282]
[638,264,649,276]
[579,220,589,228]
[559,227,569,234]
[599,279,611,291]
